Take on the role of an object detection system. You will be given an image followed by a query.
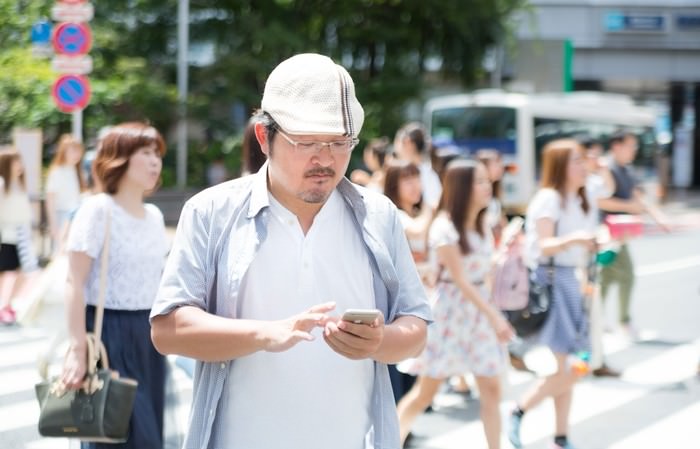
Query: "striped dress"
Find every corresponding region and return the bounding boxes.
[535,265,590,354]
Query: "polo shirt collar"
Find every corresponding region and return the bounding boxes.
[247,160,271,219]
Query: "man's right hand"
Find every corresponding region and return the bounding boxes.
[260,302,336,352]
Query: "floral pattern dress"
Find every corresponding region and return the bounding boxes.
[400,214,505,378]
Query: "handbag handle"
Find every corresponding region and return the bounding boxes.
[86,203,112,372]
[93,204,111,342]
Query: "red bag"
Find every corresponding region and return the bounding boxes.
[605,214,643,239]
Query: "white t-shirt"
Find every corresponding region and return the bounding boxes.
[46,165,82,212]
[66,194,168,310]
[216,189,375,449]
[586,173,611,204]
[524,188,597,268]
[419,161,442,208]
[0,182,32,244]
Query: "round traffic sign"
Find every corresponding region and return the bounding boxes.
[52,75,91,113]
[52,22,92,55]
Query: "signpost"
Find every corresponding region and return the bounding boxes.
[50,0,93,142]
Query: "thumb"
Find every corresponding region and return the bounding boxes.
[293,330,315,342]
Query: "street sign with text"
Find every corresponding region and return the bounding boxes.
[51,55,93,74]
[51,2,93,22]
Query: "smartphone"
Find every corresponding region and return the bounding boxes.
[341,308,381,325]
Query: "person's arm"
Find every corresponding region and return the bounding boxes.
[350,169,371,186]
[150,190,337,362]
[634,189,671,232]
[597,196,645,215]
[61,251,91,389]
[401,205,433,241]
[536,216,596,257]
[322,313,427,364]
[436,243,514,343]
[45,191,59,240]
[150,302,335,362]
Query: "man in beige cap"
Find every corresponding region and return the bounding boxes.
[151,53,431,449]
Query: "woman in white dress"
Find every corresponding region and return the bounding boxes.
[0,148,36,324]
[61,123,169,449]
[397,159,514,449]
[45,134,86,250]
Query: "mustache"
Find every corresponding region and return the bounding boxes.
[304,167,335,177]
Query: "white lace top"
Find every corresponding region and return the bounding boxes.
[66,193,168,310]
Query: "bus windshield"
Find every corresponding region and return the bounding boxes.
[431,106,517,155]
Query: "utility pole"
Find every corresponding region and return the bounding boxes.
[176,0,189,189]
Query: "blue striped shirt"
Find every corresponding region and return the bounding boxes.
[151,164,432,449]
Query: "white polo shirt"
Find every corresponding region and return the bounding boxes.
[215,189,376,449]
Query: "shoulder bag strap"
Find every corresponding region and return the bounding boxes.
[545,219,558,285]
[93,203,111,342]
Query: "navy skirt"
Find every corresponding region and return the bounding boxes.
[83,305,166,449]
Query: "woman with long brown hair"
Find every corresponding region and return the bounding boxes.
[508,139,597,449]
[46,134,86,249]
[0,147,35,324]
[397,159,514,449]
[383,160,432,266]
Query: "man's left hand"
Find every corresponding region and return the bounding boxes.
[323,313,385,360]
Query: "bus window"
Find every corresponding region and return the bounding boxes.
[532,117,608,178]
[532,117,657,179]
[431,107,517,155]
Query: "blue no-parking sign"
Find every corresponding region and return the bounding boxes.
[52,22,92,55]
[52,75,91,113]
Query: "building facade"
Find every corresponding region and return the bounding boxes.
[510,0,700,186]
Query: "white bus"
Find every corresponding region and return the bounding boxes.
[424,90,660,214]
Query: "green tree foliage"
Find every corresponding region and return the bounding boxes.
[0,0,524,185]
[188,0,525,139]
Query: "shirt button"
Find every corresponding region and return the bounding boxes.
[288,220,294,226]
[210,409,214,416]
[220,363,225,369]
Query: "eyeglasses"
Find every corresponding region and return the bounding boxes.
[276,129,359,155]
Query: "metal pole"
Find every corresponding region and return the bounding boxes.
[490,44,502,89]
[72,109,83,142]
[176,0,189,189]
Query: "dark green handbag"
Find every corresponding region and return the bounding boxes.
[34,208,138,442]
[35,334,138,442]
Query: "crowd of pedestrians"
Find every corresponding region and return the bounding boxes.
[0,52,675,449]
